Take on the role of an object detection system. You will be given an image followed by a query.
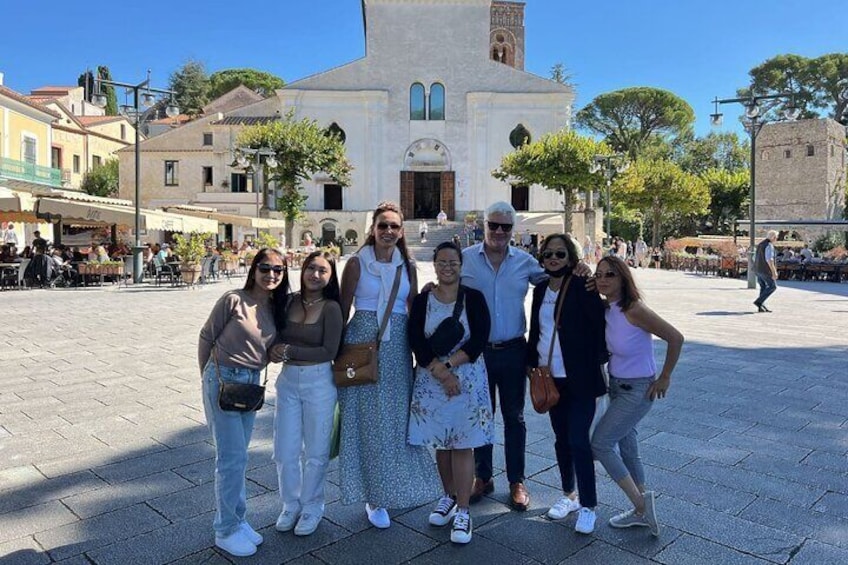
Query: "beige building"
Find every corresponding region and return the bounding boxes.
[756,118,847,240]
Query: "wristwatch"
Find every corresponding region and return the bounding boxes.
[444,360,453,370]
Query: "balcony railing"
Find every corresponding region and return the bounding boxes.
[0,156,62,187]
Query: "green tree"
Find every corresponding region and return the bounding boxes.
[492,129,609,233]
[80,158,119,197]
[236,113,352,243]
[575,87,695,160]
[550,63,575,87]
[208,69,285,99]
[743,53,848,123]
[78,66,118,116]
[614,159,709,246]
[699,168,749,234]
[169,59,210,117]
[673,131,749,175]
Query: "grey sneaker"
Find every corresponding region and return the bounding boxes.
[609,508,650,529]
[643,490,660,536]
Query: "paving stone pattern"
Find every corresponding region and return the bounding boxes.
[0,267,846,564]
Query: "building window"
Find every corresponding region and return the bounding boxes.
[784,149,792,159]
[509,124,531,148]
[165,160,179,185]
[92,155,102,168]
[429,83,445,120]
[23,136,37,164]
[51,147,62,169]
[120,124,126,140]
[324,184,343,210]
[806,144,815,157]
[326,122,346,144]
[73,155,80,173]
[203,166,213,186]
[231,173,248,193]
[410,83,425,120]
[511,185,529,211]
[203,132,213,146]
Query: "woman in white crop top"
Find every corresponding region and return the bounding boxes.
[592,256,683,538]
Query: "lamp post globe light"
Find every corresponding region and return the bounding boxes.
[230,147,278,219]
[590,153,629,246]
[93,69,179,283]
[710,83,799,289]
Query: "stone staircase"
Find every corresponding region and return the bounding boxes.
[405,220,468,261]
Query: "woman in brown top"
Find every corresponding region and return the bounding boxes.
[269,250,344,537]
[198,249,289,558]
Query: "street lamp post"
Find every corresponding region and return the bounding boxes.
[231,147,278,219]
[590,154,629,246]
[710,88,799,289]
[93,70,179,283]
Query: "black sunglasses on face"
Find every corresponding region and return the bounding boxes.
[486,221,513,232]
[541,250,568,260]
[258,264,285,274]
[376,222,402,231]
[596,271,617,278]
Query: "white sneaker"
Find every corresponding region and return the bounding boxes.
[547,496,581,520]
[239,522,263,545]
[275,506,301,532]
[366,503,391,529]
[215,530,257,557]
[429,495,457,526]
[574,507,596,534]
[450,510,473,544]
[294,512,322,536]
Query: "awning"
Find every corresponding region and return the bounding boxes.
[164,207,286,230]
[36,198,145,229]
[0,187,36,213]
[143,209,217,233]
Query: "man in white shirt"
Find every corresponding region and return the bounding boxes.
[2,223,19,246]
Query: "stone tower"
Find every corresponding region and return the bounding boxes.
[756,118,847,240]
[490,1,525,70]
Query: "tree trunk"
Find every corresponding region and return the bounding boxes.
[561,188,573,234]
[651,207,662,248]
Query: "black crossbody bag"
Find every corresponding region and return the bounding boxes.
[427,288,466,357]
[215,347,269,412]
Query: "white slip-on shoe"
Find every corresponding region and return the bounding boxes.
[275,506,301,532]
[428,495,457,526]
[215,530,257,557]
[574,507,596,534]
[366,503,391,529]
[546,496,581,520]
[239,522,263,545]
[294,513,322,536]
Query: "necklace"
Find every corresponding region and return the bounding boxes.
[301,296,325,308]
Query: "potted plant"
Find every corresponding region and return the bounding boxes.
[173,232,211,286]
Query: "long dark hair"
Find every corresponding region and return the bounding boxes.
[300,250,341,304]
[538,233,581,268]
[597,256,641,311]
[244,248,290,332]
[363,200,414,277]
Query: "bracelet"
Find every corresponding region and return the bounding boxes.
[281,344,290,363]
[444,359,453,370]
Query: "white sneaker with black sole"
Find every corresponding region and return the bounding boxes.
[450,510,472,544]
[574,507,596,534]
[547,496,581,520]
[429,495,457,526]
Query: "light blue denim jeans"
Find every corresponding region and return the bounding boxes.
[590,376,654,484]
[273,362,337,515]
[202,360,261,537]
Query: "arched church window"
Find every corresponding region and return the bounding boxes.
[326,122,346,144]
[509,124,531,148]
[429,83,445,121]
[410,83,425,120]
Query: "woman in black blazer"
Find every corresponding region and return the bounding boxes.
[527,233,607,534]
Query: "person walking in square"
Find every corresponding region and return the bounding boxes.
[337,201,441,529]
[408,241,494,544]
[591,256,683,537]
[754,230,778,313]
[527,234,607,534]
[198,249,289,558]
[270,250,344,537]
[419,220,429,243]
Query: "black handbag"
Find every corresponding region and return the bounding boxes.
[214,348,268,412]
[427,289,465,357]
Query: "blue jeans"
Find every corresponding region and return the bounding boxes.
[755,274,777,306]
[202,361,260,537]
[273,362,337,515]
[591,376,653,484]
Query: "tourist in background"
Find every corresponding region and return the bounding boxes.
[754,230,778,313]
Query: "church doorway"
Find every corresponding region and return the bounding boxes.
[414,172,441,219]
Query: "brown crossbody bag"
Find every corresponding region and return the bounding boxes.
[528,276,571,414]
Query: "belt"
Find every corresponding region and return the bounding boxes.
[486,337,525,350]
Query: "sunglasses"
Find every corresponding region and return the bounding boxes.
[258,263,285,274]
[541,250,568,260]
[596,271,618,278]
[376,222,402,231]
[486,221,513,232]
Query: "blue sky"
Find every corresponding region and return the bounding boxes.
[1,0,843,136]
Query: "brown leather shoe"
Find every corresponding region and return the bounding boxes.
[469,478,494,503]
[509,482,530,511]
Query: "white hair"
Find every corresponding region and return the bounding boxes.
[767,230,778,239]
[485,201,516,222]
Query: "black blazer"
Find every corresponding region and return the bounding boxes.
[527,276,608,399]
[408,285,490,368]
